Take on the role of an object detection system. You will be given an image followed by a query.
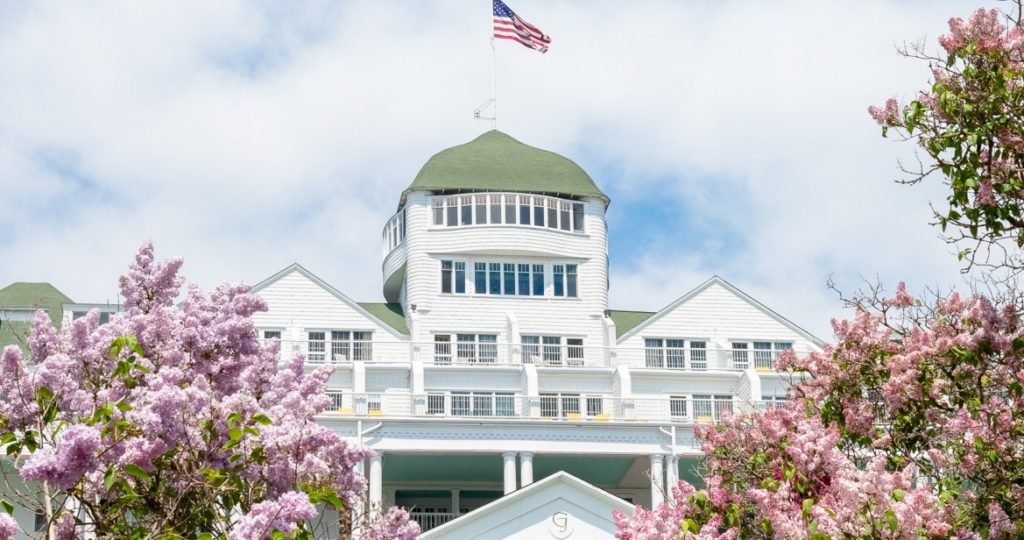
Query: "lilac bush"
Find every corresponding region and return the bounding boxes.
[0,242,419,539]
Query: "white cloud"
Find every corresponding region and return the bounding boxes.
[0,0,990,339]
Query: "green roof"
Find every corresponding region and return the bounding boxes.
[402,130,608,207]
[357,302,408,335]
[608,310,656,339]
[0,282,73,353]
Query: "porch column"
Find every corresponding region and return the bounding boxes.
[369,454,383,511]
[665,455,679,502]
[502,452,518,495]
[520,451,534,487]
[451,489,461,516]
[649,454,665,508]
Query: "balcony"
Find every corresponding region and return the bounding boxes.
[319,393,747,425]
[263,339,796,371]
[409,512,458,532]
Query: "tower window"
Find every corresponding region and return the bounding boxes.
[505,194,517,224]
[475,263,487,293]
[532,264,544,295]
[559,201,571,231]
[460,196,473,225]
[433,198,444,225]
[517,264,530,296]
[547,199,558,229]
[553,265,565,297]
[572,202,584,231]
[533,196,545,227]
[488,263,501,294]
[503,263,516,295]
[519,195,532,225]
[441,260,453,294]
[455,262,466,294]
[446,197,458,226]
[489,194,503,224]
[566,264,578,297]
[475,195,487,225]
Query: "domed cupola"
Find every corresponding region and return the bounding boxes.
[399,130,609,209]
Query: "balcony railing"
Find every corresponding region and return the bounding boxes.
[320,393,744,424]
[263,339,801,371]
[409,512,458,532]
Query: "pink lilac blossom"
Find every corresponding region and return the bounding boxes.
[0,242,418,537]
[0,514,18,540]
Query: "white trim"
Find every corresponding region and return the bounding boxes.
[418,471,632,539]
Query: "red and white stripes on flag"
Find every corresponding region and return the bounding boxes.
[493,0,551,53]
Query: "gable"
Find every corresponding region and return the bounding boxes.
[250,265,407,339]
[421,472,631,540]
[618,276,823,348]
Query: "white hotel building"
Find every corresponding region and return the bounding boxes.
[248,130,824,535]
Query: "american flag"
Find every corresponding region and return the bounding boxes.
[493,0,551,53]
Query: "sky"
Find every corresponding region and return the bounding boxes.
[0,0,996,339]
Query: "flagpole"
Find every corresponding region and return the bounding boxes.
[490,34,497,130]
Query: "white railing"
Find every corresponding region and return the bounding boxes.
[263,339,798,372]
[409,512,459,532]
[320,393,741,425]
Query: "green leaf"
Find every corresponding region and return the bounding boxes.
[802,498,814,519]
[885,509,898,533]
[104,468,117,491]
[123,464,151,482]
[0,499,13,515]
[251,413,272,426]
[229,427,243,442]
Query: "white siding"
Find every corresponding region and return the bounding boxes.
[424,369,522,392]
[401,191,609,348]
[619,282,817,354]
[251,269,406,346]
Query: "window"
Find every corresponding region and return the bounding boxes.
[504,194,517,224]
[521,335,540,364]
[460,196,473,225]
[645,339,664,368]
[433,198,444,225]
[532,264,544,295]
[547,199,558,229]
[441,260,453,293]
[693,395,732,420]
[666,339,685,368]
[446,196,458,226]
[533,196,545,226]
[690,341,707,369]
[517,264,530,296]
[489,194,502,224]
[732,341,793,370]
[732,342,749,370]
[553,265,565,297]
[543,336,562,366]
[427,393,446,415]
[329,331,372,362]
[367,393,383,414]
[572,202,584,231]
[566,264,577,297]
[475,263,486,293]
[434,335,452,364]
[326,390,344,410]
[763,395,788,411]
[263,330,281,340]
[567,338,584,366]
[488,263,501,294]
[449,334,498,364]
[540,393,581,418]
[585,396,603,417]
[475,195,487,224]
[559,201,571,231]
[519,195,532,225]
[307,331,326,363]
[670,396,688,418]
[455,262,466,294]
[447,392,515,417]
[644,339,702,369]
[503,263,515,295]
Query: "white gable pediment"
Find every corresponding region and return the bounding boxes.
[420,472,631,540]
[617,276,823,348]
[250,264,406,340]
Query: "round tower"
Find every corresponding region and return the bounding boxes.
[381,130,611,351]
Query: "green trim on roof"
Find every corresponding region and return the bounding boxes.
[608,310,656,339]
[402,130,608,207]
[357,302,408,335]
